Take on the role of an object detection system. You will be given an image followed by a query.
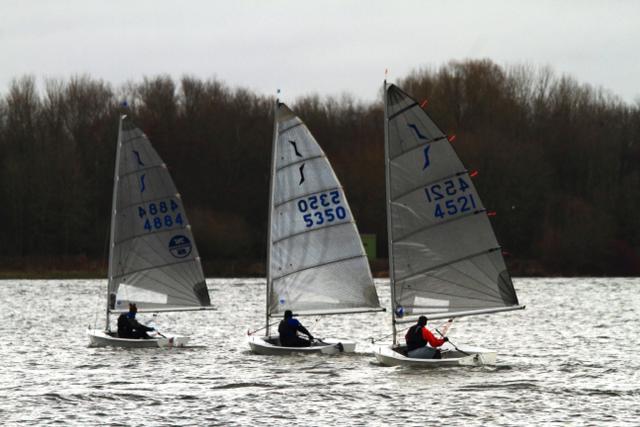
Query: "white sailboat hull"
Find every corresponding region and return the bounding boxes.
[248,335,356,356]
[373,343,496,368]
[87,329,189,348]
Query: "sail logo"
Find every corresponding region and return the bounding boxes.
[139,174,146,193]
[133,150,145,166]
[288,140,305,185]
[168,235,192,258]
[422,145,431,170]
[298,164,305,185]
[408,123,427,140]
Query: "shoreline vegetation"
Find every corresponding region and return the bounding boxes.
[1,59,640,277]
[0,256,576,279]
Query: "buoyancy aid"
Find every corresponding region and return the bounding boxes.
[405,324,427,351]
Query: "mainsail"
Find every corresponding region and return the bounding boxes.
[107,116,210,314]
[384,84,521,321]
[267,103,381,317]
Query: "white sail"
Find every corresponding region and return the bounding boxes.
[267,103,380,316]
[384,84,520,319]
[107,116,210,312]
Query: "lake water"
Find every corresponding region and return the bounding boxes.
[0,278,638,426]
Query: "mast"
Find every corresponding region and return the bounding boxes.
[383,81,398,345]
[106,115,125,331]
[265,99,279,336]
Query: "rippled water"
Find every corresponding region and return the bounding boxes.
[1,278,638,425]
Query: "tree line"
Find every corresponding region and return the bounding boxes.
[1,59,639,276]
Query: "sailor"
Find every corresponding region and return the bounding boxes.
[117,303,154,339]
[405,315,448,359]
[278,310,314,347]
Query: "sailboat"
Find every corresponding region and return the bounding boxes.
[88,115,214,348]
[248,102,384,355]
[373,83,525,367]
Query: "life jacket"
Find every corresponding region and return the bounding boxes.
[405,324,427,351]
[278,319,298,338]
[117,313,132,338]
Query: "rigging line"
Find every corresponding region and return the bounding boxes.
[271,254,368,282]
[393,209,485,243]
[276,154,324,173]
[278,121,304,134]
[394,247,502,284]
[272,220,355,245]
[391,169,469,201]
[273,185,343,209]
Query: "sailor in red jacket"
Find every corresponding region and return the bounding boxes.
[405,315,448,359]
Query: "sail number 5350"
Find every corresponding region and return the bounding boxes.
[297,190,346,228]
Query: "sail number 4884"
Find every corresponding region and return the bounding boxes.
[138,199,184,232]
[297,190,347,228]
[424,177,477,219]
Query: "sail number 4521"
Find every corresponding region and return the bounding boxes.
[424,177,476,219]
[138,199,184,232]
[297,190,347,228]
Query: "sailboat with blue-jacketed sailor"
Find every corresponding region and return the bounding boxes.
[248,101,384,355]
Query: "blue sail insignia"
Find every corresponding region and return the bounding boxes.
[133,150,145,166]
[289,140,303,157]
[423,145,431,170]
[139,174,146,193]
[408,123,427,140]
[298,164,305,185]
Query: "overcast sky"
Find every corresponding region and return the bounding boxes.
[2,0,639,104]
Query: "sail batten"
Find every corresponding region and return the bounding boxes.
[267,102,381,317]
[274,185,343,209]
[276,154,325,172]
[272,254,368,282]
[388,101,419,120]
[385,84,520,319]
[272,219,358,245]
[107,116,210,314]
[394,210,485,243]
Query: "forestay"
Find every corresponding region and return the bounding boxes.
[384,84,519,319]
[107,116,210,312]
[267,103,380,316]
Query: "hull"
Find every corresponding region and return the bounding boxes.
[248,335,356,356]
[87,329,189,348]
[373,343,496,368]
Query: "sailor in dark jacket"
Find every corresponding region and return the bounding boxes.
[278,310,314,347]
[405,315,448,359]
[117,303,154,339]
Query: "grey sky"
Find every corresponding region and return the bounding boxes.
[2,0,638,103]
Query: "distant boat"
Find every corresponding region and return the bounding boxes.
[373,83,525,367]
[88,115,214,348]
[248,102,384,355]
